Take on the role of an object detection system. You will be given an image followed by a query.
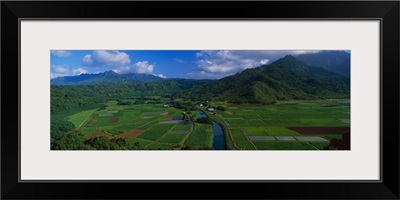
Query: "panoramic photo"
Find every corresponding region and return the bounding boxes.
[50,50,350,150]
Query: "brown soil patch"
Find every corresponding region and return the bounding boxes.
[162,114,173,118]
[287,127,350,135]
[329,132,350,150]
[119,129,145,138]
[108,118,119,124]
[84,132,113,139]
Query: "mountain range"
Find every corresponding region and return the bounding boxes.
[51,71,165,85]
[295,50,350,77]
[51,51,350,104]
[178,54,350,104]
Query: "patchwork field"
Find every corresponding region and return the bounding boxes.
[67,99,350,150]
[67,101,210,150]
[219,99,350,150]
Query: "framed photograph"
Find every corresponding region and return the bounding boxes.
[2,1,399,199]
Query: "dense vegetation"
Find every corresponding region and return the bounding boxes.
[50,54,351,150]
[50,79,212,146]
[178,55,350,104]
[51,117,75,142]
[51,131,136,150]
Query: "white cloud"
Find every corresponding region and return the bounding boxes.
[51,50,72,57]
[51,65,70,78]
[112,61,155,74]
[191,50,320,78]
[50,65,88,79]
[82,50,130,67]
[54,66,69,73]
[72,68,88,75]
[82,54,94,66]
[260,59,269,65]
[195,50,269,76]
[133,61,154,73]
[82,50,155,74]
[154,74,167,79]
[289,50,321,55]
[50,73,67,79]
[186,71,229,79]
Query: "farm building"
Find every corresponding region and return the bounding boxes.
[207,108,215,112]
[163,105,169,108]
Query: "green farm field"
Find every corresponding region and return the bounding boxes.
[217,99,350,150]
[66,109,97,128]
[66,101,213,150]
[64,99,349,150]
[51,50,351,151]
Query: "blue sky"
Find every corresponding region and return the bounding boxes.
[51,50,348,79]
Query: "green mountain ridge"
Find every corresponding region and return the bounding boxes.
[50,54,350,105]
[51,71,165,85]
[295,51,350,77]
[177,55,350,104]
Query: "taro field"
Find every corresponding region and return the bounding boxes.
[66,101,213,150]
[221,99,350,150]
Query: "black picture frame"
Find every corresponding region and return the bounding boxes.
[2,1,399,199]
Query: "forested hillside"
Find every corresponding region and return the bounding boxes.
[178,55,350,104]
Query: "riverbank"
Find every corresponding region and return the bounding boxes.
[197,109,235,150]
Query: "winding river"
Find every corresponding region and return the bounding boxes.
[196,110,226,150]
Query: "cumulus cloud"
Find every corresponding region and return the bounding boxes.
[82,50,130,67]
[189,50,320,78]
[82,50,155,74]
[131,61,154,73]
[260,59,269,65]
[51,65,70,78]
[72,68,88,75]
[50,73,64,79]
[54,66,69,73]
[51,50,72,57]
[51,65,88,79]
[154,74,167,78]
[194,50,270,75]
[112,61,155,74]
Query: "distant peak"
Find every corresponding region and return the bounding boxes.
[283,54,296,59]
[273,54,300,64]
[270,54,309,71]
[104,70,118,74]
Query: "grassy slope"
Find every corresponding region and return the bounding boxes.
[67,109,97,128]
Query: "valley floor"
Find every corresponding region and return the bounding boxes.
[64,99,350,150]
